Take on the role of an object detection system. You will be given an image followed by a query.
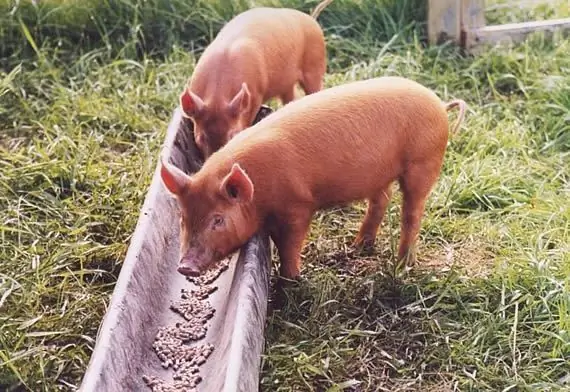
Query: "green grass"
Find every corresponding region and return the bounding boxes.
[1,0,569,391]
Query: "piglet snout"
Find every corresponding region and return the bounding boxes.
[177,262,201,277]
[177,253,203,277]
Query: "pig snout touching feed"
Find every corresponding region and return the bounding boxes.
[160,76,467,280]
[179,0,333,159]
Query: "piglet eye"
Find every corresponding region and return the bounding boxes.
[212,215,224,229]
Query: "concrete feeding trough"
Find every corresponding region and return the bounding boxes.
[79,106,274,392]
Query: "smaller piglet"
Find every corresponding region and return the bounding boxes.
[180,0,332,159]
[161,76,467,280]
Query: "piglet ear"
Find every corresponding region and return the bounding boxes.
[180,90,205,118]
[160,155,192,196]
[227,83,250,116]
[219,163,254,203]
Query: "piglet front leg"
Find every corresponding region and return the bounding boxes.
[270,210,313,280]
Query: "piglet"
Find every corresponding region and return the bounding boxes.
[179,0,333,159]
[161,76,467,279]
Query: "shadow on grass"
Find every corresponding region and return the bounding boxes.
[263,248,456,391]
[261,235,570,391]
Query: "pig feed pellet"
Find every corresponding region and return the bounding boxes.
[152,328,214,368]
[144,261,229,391]
[143,374,200,392]
[187,285,218,300]
[170,288,216,324]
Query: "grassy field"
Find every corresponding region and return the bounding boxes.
[1,0,569,391]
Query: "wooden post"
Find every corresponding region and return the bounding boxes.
[428,0,461,45]
[460,0,486,49]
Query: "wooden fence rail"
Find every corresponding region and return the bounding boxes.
[428,0,570,51]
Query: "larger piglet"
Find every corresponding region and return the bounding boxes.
[179,0,333,159]
[161,76,467,279]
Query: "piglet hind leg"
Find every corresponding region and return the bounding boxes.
[279,87,297,105]
[353,186,393,249]
[397,161,443,265]
[271,211,313,281]
[299,72,323,95]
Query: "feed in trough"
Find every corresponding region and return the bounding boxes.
[143,372,202,392]
[142,258,229,391]
[80,105,274,392]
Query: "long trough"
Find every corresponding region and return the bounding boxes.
[79,106,274,392]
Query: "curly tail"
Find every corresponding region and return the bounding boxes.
[445,99,467,134]
[311,0,333,19]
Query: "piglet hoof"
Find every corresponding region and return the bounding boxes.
[404,253,418,267]
[275,274,302,295]
[277,274,301,288]
[271,274,303,310]
[397,249,418,270]
[269,283,288,311]
[352,235,376,254]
